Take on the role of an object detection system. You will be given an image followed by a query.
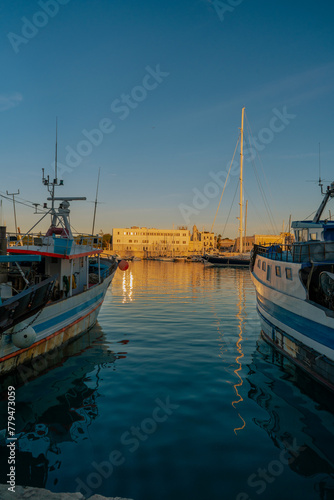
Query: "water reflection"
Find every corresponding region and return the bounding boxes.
[122,270,134,303]
[246,340,334,498]
[232,271,246,435]
[213,269,247,435]
[0,324,126,489]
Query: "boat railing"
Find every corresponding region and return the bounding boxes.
[255,241,334,263]
[7,232,103,253]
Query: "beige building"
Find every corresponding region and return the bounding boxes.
[189,225,215,253]
[234,234,286,252]
[112,225,215,258]
[112,227,190,258]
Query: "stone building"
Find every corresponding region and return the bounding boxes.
[112,225,215,258]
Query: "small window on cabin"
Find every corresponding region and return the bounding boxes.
[286,268,292,280]
[262,261,266,272]
[310,233,317,241]
[275,265,281,277]
[258,259,261,269]
[302,229,308,242]
[266,265,271,282]
[51,257,58,264]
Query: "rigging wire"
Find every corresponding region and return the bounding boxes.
[304,210,317,220]
[211,136,240,233]
[221,181,239,239]
[242,187,273,235]
[0,191,36,210]
[245,114,277,205]
[244,116,279,235]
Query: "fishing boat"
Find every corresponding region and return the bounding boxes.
[250,181,334,390]
[203,107,250,268]
[0,163,120,377]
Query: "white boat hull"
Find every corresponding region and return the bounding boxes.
[251,255,334,390]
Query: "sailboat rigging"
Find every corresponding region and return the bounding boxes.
[204,107,250,267]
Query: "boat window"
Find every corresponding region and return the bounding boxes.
[286,268,293,280]
[302,229,308,242]
[275,265,281,277]
[310,233,317,241]
[262,261,266,272]
[257,259,261,268]
[266,265,271,282]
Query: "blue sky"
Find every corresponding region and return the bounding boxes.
[0,0,333,237]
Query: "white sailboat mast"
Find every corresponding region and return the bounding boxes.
[239,107,245,254]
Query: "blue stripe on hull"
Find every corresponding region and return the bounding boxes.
[256,292,334,350]
[34,291,104,334]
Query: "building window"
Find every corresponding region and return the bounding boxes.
[266,265,271,282]
[129,240,132,243]
[262,261,266,272]
[275,265,281,277]
[286,268,293,280]
[183,241,186,244]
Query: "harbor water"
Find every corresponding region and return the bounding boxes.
[1,261,334,500]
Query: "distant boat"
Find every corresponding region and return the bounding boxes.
[250,181,334,391]
[155,257,176,262]
[203,107,250,268]
[0,144,120,377]
[204,253,250,268]
[186,255,203,262]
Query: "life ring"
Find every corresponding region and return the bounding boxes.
[45,226,69,238]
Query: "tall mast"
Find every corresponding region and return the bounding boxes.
[244,199,248,246]
[239,107,245,253]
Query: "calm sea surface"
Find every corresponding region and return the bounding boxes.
[1,261,334,500]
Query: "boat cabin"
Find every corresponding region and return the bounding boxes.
[292,221,334,243]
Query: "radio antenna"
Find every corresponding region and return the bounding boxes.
[55,117,58,182]
[92,168,101,235]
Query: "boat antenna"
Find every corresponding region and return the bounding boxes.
[55,117,58,184]
[92,168,101,235]
[41,119,64,216]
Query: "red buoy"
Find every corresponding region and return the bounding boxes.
[118,260,129,271]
